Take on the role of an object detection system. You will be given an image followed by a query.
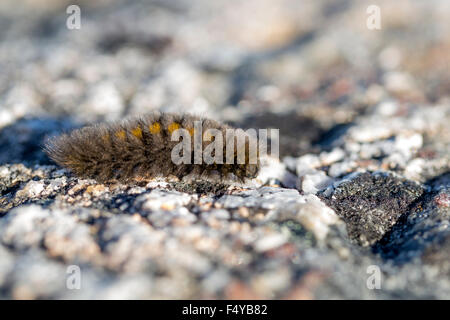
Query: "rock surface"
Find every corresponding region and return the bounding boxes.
[0,0,449,299]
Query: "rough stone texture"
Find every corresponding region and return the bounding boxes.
[320,172,424,246]
[0,0,449,299]
[374,172,450,267]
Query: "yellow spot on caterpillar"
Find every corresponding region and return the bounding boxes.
[115,130,126,140]
[168,122,180,134]
[131,126,143,139]
[149,122,161,134]
[101,133,110,143]
[188,128,195,136]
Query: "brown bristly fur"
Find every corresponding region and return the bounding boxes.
[44,112,260,183]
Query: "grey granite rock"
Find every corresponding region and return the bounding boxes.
[320,172,424,246]
[0,0,449,300]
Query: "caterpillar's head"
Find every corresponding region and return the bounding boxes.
[216,161,260,182]
[227,162,260,182]
[224,129,261,181]
[243,163,260,179]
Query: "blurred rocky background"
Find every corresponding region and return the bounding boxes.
[0,0,449,299]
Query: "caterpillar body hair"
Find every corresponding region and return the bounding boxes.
[44,112,260,183]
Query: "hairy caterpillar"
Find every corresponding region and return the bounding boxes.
[44,112,260,183]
